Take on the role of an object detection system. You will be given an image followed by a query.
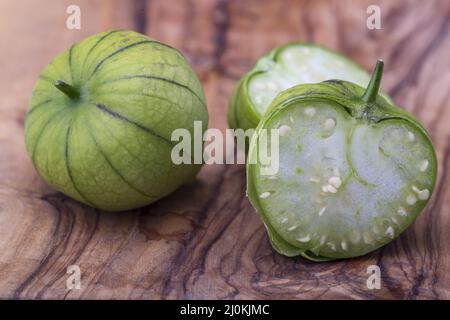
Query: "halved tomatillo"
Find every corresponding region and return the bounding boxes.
[228,43,390,131]
[247,60,437,261]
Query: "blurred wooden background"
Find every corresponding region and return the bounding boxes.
[0,0,449,299]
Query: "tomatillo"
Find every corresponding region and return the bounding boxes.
[228,43,391,131]
[247,60,437,261]
[25,30,208,211]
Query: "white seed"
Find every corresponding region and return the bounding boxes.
[420,160,429,172]
[309,176,320,183]
[297,235,311,243]
[341,240,348,250]
[418,189,430,200]
[254,96,263,104]
[391,217,399,225]
[327,242,336,251]
[322,184,337,193]
[320,235,327,245]
[406,194,417,206]
[407,131,415,142]
[323,118,336,131]
[318,207,327,217]
[328,185,338,193]
[287,225,297,231]
[412,186,430,201]
[280,217,288,224]
[278,125,292,136]
[304,107,316,117]
[328,176,342,189]
[398,207,407,216]
[259,192,271,199]
[385,226,395,238]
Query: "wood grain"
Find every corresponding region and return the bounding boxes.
[0,0,449,299]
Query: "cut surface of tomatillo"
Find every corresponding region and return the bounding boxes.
[246,61,437,260]
[228,43,386,131]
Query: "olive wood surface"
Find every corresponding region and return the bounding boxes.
[0,0,449,299]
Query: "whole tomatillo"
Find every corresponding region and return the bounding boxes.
[25,30,208,211]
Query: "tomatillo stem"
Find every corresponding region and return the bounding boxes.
[54,80,80,100]
[362,59,384,104]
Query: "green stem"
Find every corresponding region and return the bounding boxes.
[54,80,80,100]
[362,59,384,104]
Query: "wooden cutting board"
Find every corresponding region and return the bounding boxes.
[0,0,449,299]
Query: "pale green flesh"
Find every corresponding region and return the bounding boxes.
[250,101,435,258]
[248,46,371,115]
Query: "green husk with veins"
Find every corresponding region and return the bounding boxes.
[25,30,208,211]
[247,60,437,260]
[228,43,391,131]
